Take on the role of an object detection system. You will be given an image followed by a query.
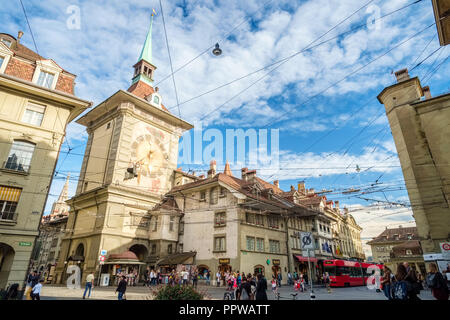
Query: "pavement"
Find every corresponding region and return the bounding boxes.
[37,283,436,300]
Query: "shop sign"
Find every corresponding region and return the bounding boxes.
[219,258,230,264]
[19,242,32,246]
[272,259,280,266]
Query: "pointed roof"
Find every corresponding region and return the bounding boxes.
[138,15,154,64]
[223,161,233,176]
[57,174,70,203]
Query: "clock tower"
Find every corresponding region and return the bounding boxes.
[55,14,193,284]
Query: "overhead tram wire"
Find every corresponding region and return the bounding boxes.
[420,44,446,80]
[154,0,276,88]
[410,46,443,71]
[159,0,181,119]
[422,52,450,83]
[166,0,426,112]
[409,34,436,70]
[262,22,436,129]
[63,0,423,154]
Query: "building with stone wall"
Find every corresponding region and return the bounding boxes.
[0,31,90,292]
[377,69,450,258]
[367,226,425,275]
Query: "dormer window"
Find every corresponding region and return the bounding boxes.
[148,92,162,109]
[37,71,55,89]
[153,95,160,105]
[0,38,12,48]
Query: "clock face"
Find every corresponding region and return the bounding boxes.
[130,133,169,184]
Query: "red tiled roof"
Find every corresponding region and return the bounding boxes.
[127,80,169,112]
[367,227,418,244]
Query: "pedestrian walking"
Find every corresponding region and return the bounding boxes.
[255,274,268,300]
[192,270,198,289]
[83,272,95,299]
[271,277,278,297]
[404,262,420,300]
[206,270,211,286]
[239,277,251,300]
[216,271,221,287]
[116,276,127,300]
[25,271,36,300]
[392,264,409,300]
[30,279,44,300]
[426,263,449,301]
[325,272,331,293]
[277,272,282,287]
[381,266,393,300]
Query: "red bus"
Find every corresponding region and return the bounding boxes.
[323,259,384,287]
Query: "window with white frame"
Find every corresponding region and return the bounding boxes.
[214,211,226,227]
[36,70,55,89]
[5,140,35,172]
[246,236,255,251]
[169,216,174,231]
[0,56,4,68]
[22,103,46,126]
[256,238,264,252]
[214,236,226,252]
[0,38,12,48]
[269,240,280,253]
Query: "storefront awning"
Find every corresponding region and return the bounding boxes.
[156,252,196,266]
[294,255,317,263]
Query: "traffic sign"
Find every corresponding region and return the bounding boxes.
[300,232,314,249]
[100,250,107,256]
[99,256,105,262]
[439,242,450,259]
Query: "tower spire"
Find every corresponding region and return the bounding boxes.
[57,173,70,203]
[130,12,158,88]
[138,15,153,64]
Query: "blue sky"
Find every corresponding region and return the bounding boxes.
[2,0,449,255]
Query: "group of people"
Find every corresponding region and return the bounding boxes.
[225,273,269,300]
[381,262,449,300]
[25,271,44,300]
[144,267,206,288]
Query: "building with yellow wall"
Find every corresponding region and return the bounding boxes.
[0,32,90,292]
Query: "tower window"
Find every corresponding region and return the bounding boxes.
[153,95,160,105]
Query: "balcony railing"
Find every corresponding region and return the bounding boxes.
[2,161,31,174]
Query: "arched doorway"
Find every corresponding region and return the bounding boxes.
[129,244,149,283]
[254,265,265,276]
[0,243,15,290]
[197,265,210,279]
[75,243,84,257]
[129,244,148,262]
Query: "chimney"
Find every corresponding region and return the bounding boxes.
[273,180,279,188]
[297,181,305,193]
[309,188,315,195]
[394,68,410,83]
[241,167,248,179]
[155,87,159,92]
[335,200,339,209]
[422,86,431,99]
[17,30,24,44]
[199,174,205,179]
[245,169,256,182]
[290,185,295,192]
[207,160,216,178]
